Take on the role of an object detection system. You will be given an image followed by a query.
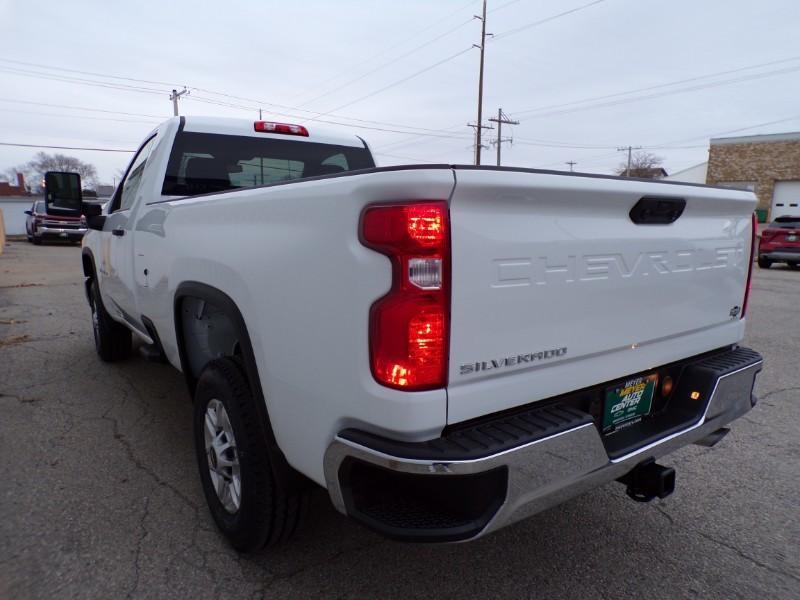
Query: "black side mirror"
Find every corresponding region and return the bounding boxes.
[24,210,32,216]
[82,202,106,231]
[44,171,82,217]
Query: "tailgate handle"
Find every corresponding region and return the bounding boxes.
[629,197,686,225]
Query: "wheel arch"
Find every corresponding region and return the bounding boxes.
[81,248,97,304]
[173,282,300,484]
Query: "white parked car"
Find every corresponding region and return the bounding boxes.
[64,116,762,551]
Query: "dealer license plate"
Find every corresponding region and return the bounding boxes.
[602,373,658,435]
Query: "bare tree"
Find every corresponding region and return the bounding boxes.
[28,152,99,188]
[615,151,665,178]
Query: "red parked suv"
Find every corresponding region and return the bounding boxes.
[758,215,800,269]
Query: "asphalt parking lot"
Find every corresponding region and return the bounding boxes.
[1,240,798,599]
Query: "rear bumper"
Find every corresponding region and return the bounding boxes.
[760,250,800,261]
[324,347,762,542]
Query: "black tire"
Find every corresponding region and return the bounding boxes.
[88,279,132,361]
[788,262,800,270]
[757,256,771,269]
[26,234,33,243]
[32,235,42,245]
[193,357,308,552]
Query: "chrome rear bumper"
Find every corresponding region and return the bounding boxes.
[324,348,762,542]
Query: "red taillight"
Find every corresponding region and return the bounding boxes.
[254,121,309,136]
[741,212,756,319]
[361,202,450,391]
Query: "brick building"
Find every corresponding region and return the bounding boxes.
[706,131,800,219]
[0,173,27,197]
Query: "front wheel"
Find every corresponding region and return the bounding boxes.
[88,279,132,361]
[757,256,771,269]
[193,357,308,552]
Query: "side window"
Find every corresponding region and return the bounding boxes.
[114,135,157,212]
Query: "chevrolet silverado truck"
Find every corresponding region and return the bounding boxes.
[59,116,762,551]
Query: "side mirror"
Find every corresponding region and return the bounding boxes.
[44,171,82,217]
[24,210,32,216]
[82,201,106,231]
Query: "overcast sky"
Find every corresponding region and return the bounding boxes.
[1,0,799,184]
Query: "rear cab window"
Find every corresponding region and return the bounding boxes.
[161,132,375,197]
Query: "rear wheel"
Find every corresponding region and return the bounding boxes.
[193,357,308,552]
[88,279,132,361]
[788,262,800,270]
[757,256,771,269]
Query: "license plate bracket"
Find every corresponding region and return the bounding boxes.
[603,373,658,435]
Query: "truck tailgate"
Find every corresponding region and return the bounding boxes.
[447,168,755,424]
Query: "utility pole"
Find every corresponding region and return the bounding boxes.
[617,145,642,177]
[473,0,488,165]
[259,108,263,119]
[566,161,577,172]
[170,87,189,116]
[468,122,493,158]
[488,108,519,166]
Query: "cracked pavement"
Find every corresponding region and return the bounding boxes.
[1,240,798,599]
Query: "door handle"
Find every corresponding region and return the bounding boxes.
[112,228,125,237]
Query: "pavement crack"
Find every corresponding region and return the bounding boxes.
[0,391,44,404]
[654,503,675,525]
[101,406,200,513]
[758,386,800,401]
[127,496,151,600]
[693,529,800,585]
[258,537,387,592]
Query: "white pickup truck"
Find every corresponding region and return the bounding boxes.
[59,116,762,550]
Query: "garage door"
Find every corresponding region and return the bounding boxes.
[772,180,800,219]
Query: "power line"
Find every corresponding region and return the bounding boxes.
[188,95,473,140]
[0,65,170,96]
[509,65,800,122]
[293,0,519,106]
[492,0,606,40]
[511,55,800,118]
[0,108,160,125]
[0,142,134,152]
[291,0,479,102]
[298,16,477,109]
[646,114,800,149]
[310,46,475,118]
[0,58,183,88]
[189,91,473,137]
[0,57,474,139]
[0,97,166,119]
